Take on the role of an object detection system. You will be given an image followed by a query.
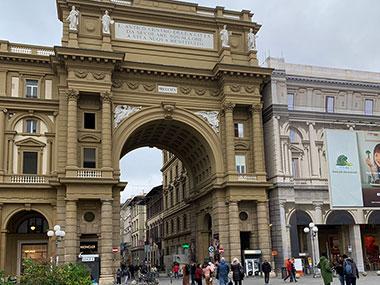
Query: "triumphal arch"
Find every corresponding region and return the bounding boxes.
[0,0,273,283]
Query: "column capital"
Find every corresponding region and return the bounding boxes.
[249,103,262,114]
[312,201,323,207]
[306,121,315,127]
[100,91,113,103]
[222,102,235,113]
[66,89,79,101]
[101,198,114,204]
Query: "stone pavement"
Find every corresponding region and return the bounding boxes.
[155,272,380,285]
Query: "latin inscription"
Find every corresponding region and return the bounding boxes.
[158,86,178,94]
[115,23,214,49]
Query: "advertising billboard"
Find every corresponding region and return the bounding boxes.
[325,130,380,207]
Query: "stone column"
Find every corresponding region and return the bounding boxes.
[56,188,66,264]
[349,225,364,272]
[0,109,5,174]
[100,199,114,284]
[313,202,323,225]
[0,230,6,271]
[7,138,14,174]
[228,201,240,262]
[100,92,112,169]
[279,200,289,263]
[273,116,283,174]
[257,201,272,264]
[212,195,230,261]
[250,104,265,174]
[64,199,77,263]
[307,122,319,177]
[223,102,235,172]
[66,89,79,168]
[0,203,3,270]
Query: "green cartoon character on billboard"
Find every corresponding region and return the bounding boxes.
[336,155,352,166]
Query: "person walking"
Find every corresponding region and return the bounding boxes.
[317,252,333,285]
[335,255,345,285]
[217,257,229,285]
[116,268,122,284]
[183,263,190,285]
[122,267,130,285]
[283,259,296,282]
[195,264,203,285]
[203,262,213,285]
[231,258,243,285]
[344,256,359,285]
[191,263,197,285]
[261,260,271,284]
[174,263,180,279]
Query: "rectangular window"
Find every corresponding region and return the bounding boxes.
[365,99,373,115]
[234,123,244,137]
[326,96,335,113]
[84,113,96,129]
[183,215,187,229]
[290,130,296,142]
[182,183,186,199]
[170,191,173,207]
[26,119,37,134]
[26,80,38,98]
[175,165,178,177]
[165,194,168,209]
[288,93,294,110]
[235,155,246,173]
[292,158,300,178]
[176,187,179,203]
[23,152,38,174]
[83,148,96,168]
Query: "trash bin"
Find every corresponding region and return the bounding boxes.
[281,267,287,279]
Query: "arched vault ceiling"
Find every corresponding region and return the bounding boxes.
[120,119,214,185]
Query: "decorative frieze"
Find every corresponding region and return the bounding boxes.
[74,70,88,79]
[92,72,105,80]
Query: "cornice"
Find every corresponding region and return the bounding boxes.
[0,52,51,65]
[54,46,125,64]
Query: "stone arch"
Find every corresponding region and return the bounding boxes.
[286,208,314,225]
[367,210,380,224]
[325,210,356,225]
[3,207,53,231]
[112,106,224,186]
[288,209,313,258]
[9,113,55,133]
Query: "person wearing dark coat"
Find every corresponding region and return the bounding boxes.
[217,258,230,285]
[343,256,359,285]
[230,258,243,285]
[191,263,197,285]
[261,260,271,284]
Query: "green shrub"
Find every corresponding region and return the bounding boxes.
[21,259,92,285]
[0,270,15,285]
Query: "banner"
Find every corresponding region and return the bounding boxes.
[326,130,380,207]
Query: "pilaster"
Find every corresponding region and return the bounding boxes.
[100,199,114,284]
[313,202,323,225]
[64,198,78,263]
[0,230,6,271]
[228,201,240,262]
[250,104,266,178]
[307,122,319,177]
[66,89,79,170]
[100,92,112,170]
[257,200,272,265]
[223,102,236,173]
[349,225,364,272]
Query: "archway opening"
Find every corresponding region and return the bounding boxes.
[362,211,380,269]
[5,210,49,276]
[289,210,312,258]
[117,115,219,268]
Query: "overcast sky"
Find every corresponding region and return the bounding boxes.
[1,0,379,202]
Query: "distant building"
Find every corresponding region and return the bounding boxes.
[263,57,380,272]
[120,198,132,265]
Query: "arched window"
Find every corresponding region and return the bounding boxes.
[17,217,48,234]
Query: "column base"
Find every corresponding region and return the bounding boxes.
[99,275,114,285]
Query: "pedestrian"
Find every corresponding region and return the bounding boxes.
[116,268,122,284]
[343,256,359,285]
[123,267,130,285]
[174,263,180,279]
[283,259,296,282]
[191,263,197,285]
[183,263,190,285]
[195,264,203,285]
[129,264,135,279]
[317,252,332,285]
[230,258,243,285]
[203,262,212,285]
[217,257,229,285]
[335,255,345,285]
[261,260,271,284]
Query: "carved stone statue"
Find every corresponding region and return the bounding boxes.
[195,111,219,133]
[101,10,114,34]
[248,28,257,51]
[114,105,142,128]
[220,25,232,48]
[67,6,79,31]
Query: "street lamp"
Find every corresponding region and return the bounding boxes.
[47,225,65,265]
[303,222,319,278]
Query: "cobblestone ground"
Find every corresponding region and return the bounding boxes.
[151,272,380,285]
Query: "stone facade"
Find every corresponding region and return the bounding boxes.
[263,57,380,273]
[0,0,273,283]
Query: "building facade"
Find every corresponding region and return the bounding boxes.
[263,57,380,273]
[0,0,273,282]
[120,198,132,265]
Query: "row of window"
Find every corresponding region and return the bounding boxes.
[165,215,187,235]
[288,93,375,115]
[165,182,187,209]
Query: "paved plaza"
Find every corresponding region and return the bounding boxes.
[153,273,380,285]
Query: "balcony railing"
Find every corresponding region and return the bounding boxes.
[77,169,102,178]
[11,175,46,184]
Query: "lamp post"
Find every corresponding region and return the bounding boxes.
[47,225,65,266]
[303,222,319,278]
